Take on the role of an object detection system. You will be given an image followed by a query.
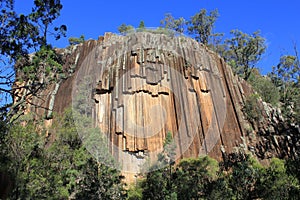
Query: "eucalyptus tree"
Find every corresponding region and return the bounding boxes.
[224,30,266,80]
[160,13,186,34]
[269,45,300,122]
[187,9,219,45]
[0,0,66,120]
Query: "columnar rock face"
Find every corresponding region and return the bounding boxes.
[19,32,300,180]
[19,32,248,176]
[70,32,248,174]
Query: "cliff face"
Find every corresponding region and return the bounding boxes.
[247,101,300,161]
[17,32,299,178]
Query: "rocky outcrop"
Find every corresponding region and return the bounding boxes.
[247,101,300,160]
[15,31,300,180]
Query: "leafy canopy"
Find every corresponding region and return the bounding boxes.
[187,9,219,45]
[160,13,186,34]
[0,0,66,120]
[224,30,266,80]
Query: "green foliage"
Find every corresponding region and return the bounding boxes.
[206,175,234,199]
[141,167,173,200]
[286,157,300,184]
[207,32,225,54]
[138,152,300,199]
[228,155,263,199]
[149,27,174,35]
[0,0,66,121]
[7,133,296,200]
[160,13,186,34]
[174,156,219,199]
[138,20,145,29]
[187,9,219,45]
[3,119,48,199]
[163,131,173,148]
[127,181,143,200]
[269,51,300,123]
[258,158,300,199]
[2,109,126,199]
[244,94,263,123]
[155,131,176,169]
[50,109,125,199]
[29,0,66,45]
[68,35,85,45]
[272,55,300,84]
[141,131,177,200]
[224,30,266,80]
[0,1,35,60]
[0,0,66,59]
[248,69,280,106]
[141,156,219,200]
[118,23,134,35]
[0,118,8,169]
[118,24,178,37]
[18,45,64,82]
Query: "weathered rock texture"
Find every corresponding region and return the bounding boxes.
[247,101,300,161]
[15,32,300,180]
[70,32,248,175]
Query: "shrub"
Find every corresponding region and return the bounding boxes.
[244,94,263,123]
[248,71,280,106]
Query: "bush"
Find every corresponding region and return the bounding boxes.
[244,94,263,123]
[68,35,85,45]
[248,71,280,106]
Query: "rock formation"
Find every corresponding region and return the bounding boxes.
[15,31,300,181]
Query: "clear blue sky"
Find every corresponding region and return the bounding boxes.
[17,0,300,74]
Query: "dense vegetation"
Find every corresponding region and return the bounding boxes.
[133,154,300,200]
[0,1,299,199]
[0,110,126,199]
[1,114,300,199]
[128,134,300,199]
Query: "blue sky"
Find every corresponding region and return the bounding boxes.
[17,0,300,74]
